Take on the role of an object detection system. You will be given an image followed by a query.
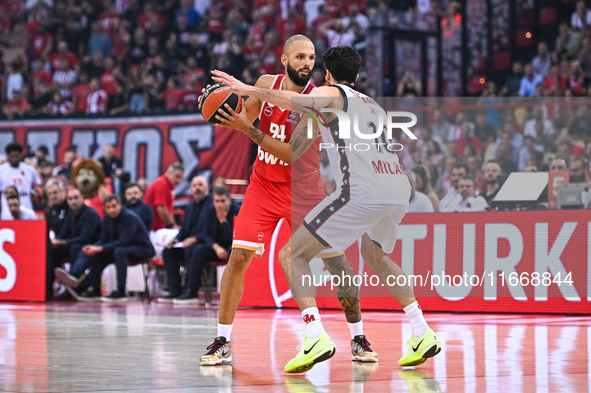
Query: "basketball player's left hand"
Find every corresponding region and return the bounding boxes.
[211,70,249,96]
[215,102,250,133]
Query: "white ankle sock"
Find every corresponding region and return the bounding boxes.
[301,307,324,340]
[403,301,429,337]
[347,320,364,339]
[217,323,233,341]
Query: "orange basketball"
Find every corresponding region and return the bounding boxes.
[200,83,243,125]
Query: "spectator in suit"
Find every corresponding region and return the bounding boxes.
[98,145,123,179]
[125,181,153,231]
[45,178,70,236]
[173,186,238,304]
[159,176,212,303]
[81,195,155,302]
[51,187,102,294]
[144,162,185,231]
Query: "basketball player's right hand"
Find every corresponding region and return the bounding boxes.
[211,70,249,96]
[215,102,250,134]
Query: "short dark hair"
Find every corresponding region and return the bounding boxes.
[213,186,231,198]
[37,145,49,155]
[321,46,361,84]
[124,181,141,192]
[6,194,19,202]
[452,163,469,173]
[104,194,121,204]
[65,145,76,153]
[5,143,23,155]
[460,176,475,185]
[485,159,501,167]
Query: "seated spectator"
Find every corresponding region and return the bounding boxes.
[86,77,108,114]
[98,145,123,179]
[524,106,555,138]
[570,0,591,32]
[532,42,551,78]
[53,145,77,183]
[6,62,24,101]
[87,21,113,58]
[51,187,102,294]
[457,124,481,157]
[466,155,485,193]
[174,0,201,28]
[48,40,78,71]
[519,64,544,97]
[52,58,77,99]
[71,73,92,113]
[407,171,434,213]
[80,195,155,301]
[3,90,31,119]
[501,62,524,97]
[44,91,74,115]
[45,178,70,236]
[517,136,537,170]
[555,23,581,59]
[439,163,467,212]
[567,60,589,96]
[550,156,569,172]
[108,78,129,115]
[159,176,212,303]
[4,190,37,220]
[545,65,567,96]
[482,160,503,204]
[38,160,57,185]
[473,111,498,146]
[100,57,119,95]
[570,156,590,182]
[145,162,185,231]
[429,108,451,143]
[172,185,238,304]
[163,77,183,111]
[455,177,488,212]
[124,181,153,232]
[412,164,439,212]
[495,143,517,175]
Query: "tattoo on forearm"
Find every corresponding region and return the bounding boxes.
[249,125,265,145]
[291,128,307,152]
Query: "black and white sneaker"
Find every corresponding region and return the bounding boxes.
[54,267,79,288]
[101,290,128,303]
[172,290,199,304]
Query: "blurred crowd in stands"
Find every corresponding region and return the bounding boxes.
[0,0,375,118]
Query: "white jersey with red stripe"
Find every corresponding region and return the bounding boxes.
[255,74,320,183]
[321,84,410,205]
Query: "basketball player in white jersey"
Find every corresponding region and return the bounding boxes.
[0,143,42,220]
[213,46,442,373]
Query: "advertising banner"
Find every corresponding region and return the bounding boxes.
[0,220,47,302]
[0,115,252,197]
[242,211,590,314]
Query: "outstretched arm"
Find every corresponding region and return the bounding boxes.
[215,103,320,164]
[211,70,337,112]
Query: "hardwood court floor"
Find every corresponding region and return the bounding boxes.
[0,301,589,392]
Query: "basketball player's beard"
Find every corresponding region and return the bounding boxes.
[287,63,312,87]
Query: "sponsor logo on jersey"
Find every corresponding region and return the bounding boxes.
[264,106,273,117]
